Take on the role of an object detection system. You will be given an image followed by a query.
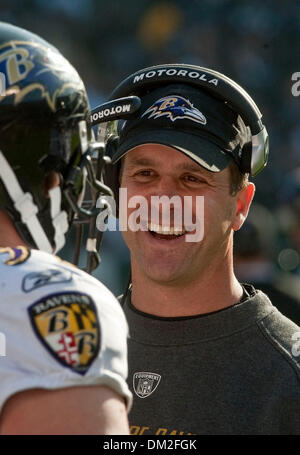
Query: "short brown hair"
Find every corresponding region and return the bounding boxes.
[228,161,249,195]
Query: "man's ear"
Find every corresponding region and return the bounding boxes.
[232,182,255,231]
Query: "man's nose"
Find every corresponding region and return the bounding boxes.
[151,175,179,197]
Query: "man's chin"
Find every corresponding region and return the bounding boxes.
[141,263,189,286]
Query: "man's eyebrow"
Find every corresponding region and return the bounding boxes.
[177,162,216,178]
[124,158,156,169]
[124,156,215,178]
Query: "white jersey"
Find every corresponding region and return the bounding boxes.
[0,246,132,413]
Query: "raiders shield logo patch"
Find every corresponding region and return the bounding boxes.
[28,292,100,375]
[133,372,161,398]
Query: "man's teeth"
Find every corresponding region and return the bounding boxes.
[148,224,186,235]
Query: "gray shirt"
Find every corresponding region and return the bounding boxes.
[122,286,300,435]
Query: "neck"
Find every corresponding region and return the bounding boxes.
[130,246,243,317]
[0,211,27,248]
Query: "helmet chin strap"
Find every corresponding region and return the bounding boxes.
[49,186,69,253]
[0,151,53,253]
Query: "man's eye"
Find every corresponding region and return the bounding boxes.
[183,175,201,183]
[135,170,153,177]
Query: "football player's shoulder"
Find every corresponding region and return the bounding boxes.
[31,250,128,330]
[0,246,32,265]
[0,247,131,412]
[0,246,37,303]
[0,247,74,302]
[0,246,125,318]
[0,246,71,280]
[0,245,128,363]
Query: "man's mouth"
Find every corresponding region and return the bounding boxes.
[147,223,187,240]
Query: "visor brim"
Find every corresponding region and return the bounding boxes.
[113,129,232,172]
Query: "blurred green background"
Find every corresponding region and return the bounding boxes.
[2,0,300,296]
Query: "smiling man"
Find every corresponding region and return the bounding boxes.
[120,144,254,318]
[102,65,300,435]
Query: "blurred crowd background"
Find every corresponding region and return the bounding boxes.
[2,0,300,309]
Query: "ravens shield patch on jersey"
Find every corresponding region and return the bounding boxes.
[28,292,100,375]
